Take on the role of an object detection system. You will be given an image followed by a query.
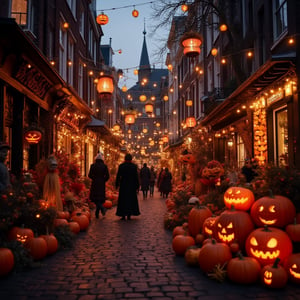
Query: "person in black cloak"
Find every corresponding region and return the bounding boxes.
[88,153,110,219]
[139,163,151,199]
[115,153,140,220]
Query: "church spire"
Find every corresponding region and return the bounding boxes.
[139,19,150,71]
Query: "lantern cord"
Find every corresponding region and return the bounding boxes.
[97,1,160,12]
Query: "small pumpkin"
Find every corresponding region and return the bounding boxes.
[184,246,201,266]
[245,226,293,266]
[8,226,34,243]
[172,226,187,237]
[250,192,296,228]
[285,218,300,242]
[0,248,14,276]
[188,205,212,237]
[227,252,261,284]
[260,258,288,288]
[40,234,58,255]
[198,239,232,273]
[284,253,300,284]
[224,187,255,211]
[54,218,68,227]
[103,200,112,209]
[68,221,80,234]
[172,234,195,256]
[72,213,90,231]
[25,236,48,260]
[202,215,219,238]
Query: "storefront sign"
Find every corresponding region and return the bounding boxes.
[266,90,283,106]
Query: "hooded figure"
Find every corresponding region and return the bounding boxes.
[88,153,110,218]
[115,153,140,220]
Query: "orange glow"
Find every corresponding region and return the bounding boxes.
[96,13,109,25]
[97,76,114,94]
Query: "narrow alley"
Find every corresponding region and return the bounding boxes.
[0,190,299,300]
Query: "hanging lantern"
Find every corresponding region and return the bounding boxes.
[97,75,114,95]
[163,135,169,143]
[121,85,127,92]
[181,4,189,12]
[186,116,197,128]
[181,31,202,57]
[211,48,218,56]
[142,128,148,134]
[186,99,193,106]
[124,109,136,125]
[219,24,228,32]
[139,94,147,102]
[145,102,154,114]
[134,69,138,75]
[24,128,43,144]
[163,95,169,101]
[96,12,109,25]
[113,123,121,131]
[132,7,139,18]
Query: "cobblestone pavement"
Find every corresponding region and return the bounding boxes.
[0,190,300,300]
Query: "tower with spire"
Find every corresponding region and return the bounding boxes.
[138,20,151,82]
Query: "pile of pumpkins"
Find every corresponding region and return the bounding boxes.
[172,186,300,288]
[0,205,93,277]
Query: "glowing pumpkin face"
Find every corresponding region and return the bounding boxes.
[284,253,300,284]
[202,215,219,238]
[250,194,296,228]
[224,187,254,211]
[215,209,254,248]
[245,226,293,266]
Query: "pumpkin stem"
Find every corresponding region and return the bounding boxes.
[230,205,236,211]
[237,251,244,260]
[263,224,270,232]
[268,189,274,198]
[272,257,281,268]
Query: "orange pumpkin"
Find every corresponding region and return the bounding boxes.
[284,253,300,284]
[40,234,58,255]
[54,218,68,227]
[25,237,48,260]
[285,218,300,242]
[188,205,212,237]
[0,248,14,276]
[250,193,296,228]
[72,213,90,231]
[172,226,187,237]
[184,246,201,266]
[103,200,112,209]
[8,226,34,243]
[224,187,254,211]
[172,234,195,256]
[202,215,219,238]
[68,221,80,234]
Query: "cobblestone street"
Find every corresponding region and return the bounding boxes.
[0,190,299,300]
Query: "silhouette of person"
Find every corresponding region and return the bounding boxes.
[149,166,156,197]
[115,153,140,220]
[139,163,151,199]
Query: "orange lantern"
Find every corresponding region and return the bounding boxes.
[186,99,193,106]
[162,135,169,143]
[186,116,196,128]
[181,4,189,12]
[163,95,169,101]
[97,76,114,95]
[121,85,127,92]
[139,94,147,102]
[181,32,202,57]
[145,102,154,114]
[124,110,136,125]
[24,129,43,144]
[132,8,139,18]
[96,13,109,25]
[134,69,138,75]
[211,48,218,56]
[219,24,228,32]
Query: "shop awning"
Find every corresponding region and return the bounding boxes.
[200,57,295,129]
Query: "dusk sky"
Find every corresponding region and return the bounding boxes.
[97,0,172,88]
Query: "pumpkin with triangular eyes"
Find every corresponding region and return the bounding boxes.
[284,253,300,284]
[250,194,296,228]
[224,187,254,211]
[245,226,293,266]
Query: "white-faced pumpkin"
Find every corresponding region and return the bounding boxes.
[245,226,293,266]
[224,187,254,211]
[215,207,254,248]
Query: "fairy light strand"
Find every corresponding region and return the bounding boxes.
[97,1,159,12]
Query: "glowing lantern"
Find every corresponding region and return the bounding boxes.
[24,129,43,144]
[219,24,228,31]
[145,102,154,114]
[139,94,147,102]
[162,135,169,143]
[96,13,109,25]
[181,4,188,12]
[124,110,136,125]
[132,7,139,18]
[163,95,169,101]
[167,64,173,71]
[134,69,138,75]
[186,116,196,128]
[97,76,114,95]
[181,32,202,57]
[121,85,127,92]
[245,226,293,266]
[202,215,219,238]
[186,99,193,107]
[211,48,218,56]
[113,124,120,131]
[223,187,255,211]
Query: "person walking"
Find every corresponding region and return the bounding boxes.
[160,167,172,198]
[88,153,110,219]
[149,166,156,197]
[157,167,165,197]
[140,163,151,199]
[115,153,140,220]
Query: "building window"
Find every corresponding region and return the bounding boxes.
[274,106,288,166]
[67,36,74,86]
[59,24,67,81]
[237,134,246,168]
[67,0,77,17]
[11,0,27,25]
[78,61,84,98]
[79,6,85,39]
[273,0,287,39]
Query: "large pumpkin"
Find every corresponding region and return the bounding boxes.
[215,208,254,248]
[8,226,34,243]
[25,236,48,260]
[0,248,14,276]
[172,234,195,256]
[40,234,58,255]
[250,193,296,228]
[260,258,288,288]
[198,240,232,273]
[227,252,261,284]
[284,253,300,284]
[245,226,293,266]
[224,187,254,211]
[188,205,212,237]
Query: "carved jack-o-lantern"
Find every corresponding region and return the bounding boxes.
[284,253,300,284]
[224,187,254,211]
[245,226,293,266]
[202,215,219,238]
[215,208,254,248]
[8,226,34,243]
[24,130,42,144]
[250,194,296,228]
